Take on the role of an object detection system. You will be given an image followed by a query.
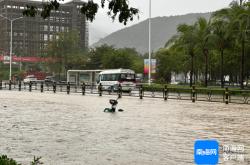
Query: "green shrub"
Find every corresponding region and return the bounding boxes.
[0,155,21,165]
[0,155,43,165]
[141,83,250,96]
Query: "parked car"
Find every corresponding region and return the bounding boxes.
[23,75,37,84]
[44,76,56,85]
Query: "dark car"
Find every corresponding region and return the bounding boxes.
[44,76,56,85]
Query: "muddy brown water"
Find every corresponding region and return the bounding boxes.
[0,91,249,165]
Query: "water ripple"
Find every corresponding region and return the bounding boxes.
[0,91,249,165]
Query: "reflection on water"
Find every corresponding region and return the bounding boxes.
[0,91,249,165]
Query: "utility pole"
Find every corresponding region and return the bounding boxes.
[0,15,23,80]
[148,0,152,85]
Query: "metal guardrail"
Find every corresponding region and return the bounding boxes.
[0,80,250,104]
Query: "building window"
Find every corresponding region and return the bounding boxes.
[50,26,53,32]
[40,34,43,40]
[44,25,48,31]
[44,34,48,41]
[40,43,44,49]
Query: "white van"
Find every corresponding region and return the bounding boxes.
[97,69,136,91]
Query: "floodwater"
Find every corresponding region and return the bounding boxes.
[0,90,249,165]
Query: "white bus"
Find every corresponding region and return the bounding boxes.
[97,69,136,91]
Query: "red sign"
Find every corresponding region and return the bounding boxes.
[0,55,54,63]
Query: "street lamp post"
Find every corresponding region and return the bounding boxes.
[148,0,151,85]
[0,15,23,81]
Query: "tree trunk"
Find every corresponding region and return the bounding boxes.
[196,70,198,84]
[240,0,243,6]
[220,49,224,88]
[194,70,196,84]
[204,49,208,87]
[246,72,249,87]
[209,60,212,81]
[184,72,187,84]
[59,66,61,81]
[240,39,245,89]
[190,53,194,87]
[229,74,232,86]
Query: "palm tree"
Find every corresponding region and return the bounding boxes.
[229,1,249,89]
[174,24,197,87]
[213,0,250,89]
[194,17,212,87]
[211,11,233,88]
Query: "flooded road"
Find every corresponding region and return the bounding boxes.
[0,91,249,165]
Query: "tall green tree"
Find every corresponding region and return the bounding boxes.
[230,1,249,89]
[194,17,212,87]
[46,30,87,78]
[210,17,232,88]
[86,45,143,72]
[155,46,188,83]
[87,44,115,69]
[213,0,250,88]
[159,0,250,88]
[174,24,197,87]
[102,49,133,69]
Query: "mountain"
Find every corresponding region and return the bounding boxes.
[92,13,211,54]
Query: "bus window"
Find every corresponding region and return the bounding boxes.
[101,74,119,81]
[120,74,135,81]
[111,74,119,81]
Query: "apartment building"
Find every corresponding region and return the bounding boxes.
[0,0,88,57]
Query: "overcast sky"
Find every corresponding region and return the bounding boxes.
[63,0,233,43]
